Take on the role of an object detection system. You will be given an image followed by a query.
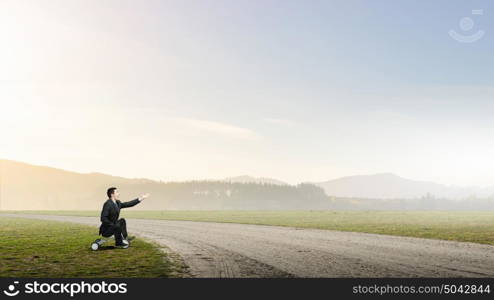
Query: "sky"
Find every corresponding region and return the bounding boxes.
[0,0,493,186]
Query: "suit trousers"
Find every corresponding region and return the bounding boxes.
[102,218,128,245]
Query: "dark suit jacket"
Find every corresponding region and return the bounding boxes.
[99,198,140,235]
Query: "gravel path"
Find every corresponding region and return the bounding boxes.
[2,213,494,278]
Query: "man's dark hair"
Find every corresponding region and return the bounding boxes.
[107,187,117,198]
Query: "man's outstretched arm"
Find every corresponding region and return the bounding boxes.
[120,193,149,208]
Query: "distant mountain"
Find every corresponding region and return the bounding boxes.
[0,159,327,210]
[223,175,288,186]
[314,173,494,199]
[2,159,494,211]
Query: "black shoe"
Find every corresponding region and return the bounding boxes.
[115,242,129,249]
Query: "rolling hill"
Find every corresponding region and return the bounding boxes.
[314,173,493,199]
[223,175,288,186]
[0,159,328,210]
[1,159,493,211]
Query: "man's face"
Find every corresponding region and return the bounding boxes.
[112,189,120,199]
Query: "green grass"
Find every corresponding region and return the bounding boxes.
[5,210,494,245]
[0,217,185,277]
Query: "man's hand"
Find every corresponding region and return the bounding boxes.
[138,193,150,201]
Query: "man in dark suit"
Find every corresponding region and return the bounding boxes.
[99,187,149,248]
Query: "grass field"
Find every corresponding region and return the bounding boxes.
[0,217,185,277]
[5,210,494,246]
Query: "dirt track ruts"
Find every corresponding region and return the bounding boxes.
[2,213,494,278]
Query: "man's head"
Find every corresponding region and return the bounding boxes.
[107,187,119,199]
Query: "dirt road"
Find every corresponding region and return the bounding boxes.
[2,213,494,278]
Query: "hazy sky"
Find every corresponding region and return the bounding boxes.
[1,0,493,186]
